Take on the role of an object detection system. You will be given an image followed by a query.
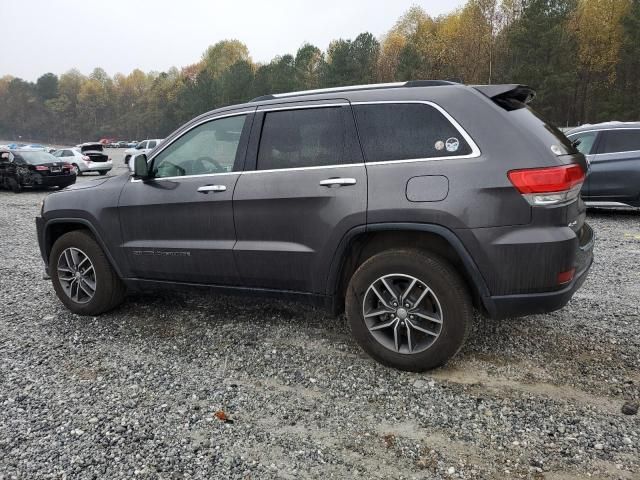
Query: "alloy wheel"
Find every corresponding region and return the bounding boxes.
[362,273,443,354]
[57,247,96,304]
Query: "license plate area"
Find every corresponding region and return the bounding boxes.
[51,167,62,173]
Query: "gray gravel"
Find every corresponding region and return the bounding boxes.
[0,154,638,479]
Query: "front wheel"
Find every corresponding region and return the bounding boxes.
[49,230,126,315]
[345,249,473,372]
[98,171,107,176]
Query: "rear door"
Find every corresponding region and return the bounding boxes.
[589,129,640,200]
[232,101,366,293]
[118,111,253,284]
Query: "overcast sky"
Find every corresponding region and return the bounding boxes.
[1,0,465,82]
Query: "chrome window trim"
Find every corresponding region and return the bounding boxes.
[350,100,481,161]
[132,100,481,183]
[242,162,365,175]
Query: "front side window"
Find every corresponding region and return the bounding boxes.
[136,141,147,150]
[148,141,157,149]
[152,115,246,178]
[354,103,473,162]
[53,150,63,157]
[257,107,345,170]
[568,132,598,155]
[597,129,640,154]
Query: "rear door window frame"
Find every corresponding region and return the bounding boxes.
[351,100,481,165]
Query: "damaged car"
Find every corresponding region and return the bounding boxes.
[1,149,76,192]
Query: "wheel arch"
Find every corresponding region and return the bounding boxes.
[327,223,491,315]
[43,218,124,278]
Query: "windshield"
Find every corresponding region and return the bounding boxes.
[17,151,57,165]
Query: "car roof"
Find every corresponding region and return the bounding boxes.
[567,121,640,135]
[188,80,469,119]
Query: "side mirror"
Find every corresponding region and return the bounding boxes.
[133,154,150,179]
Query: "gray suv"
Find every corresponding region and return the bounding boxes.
[566,122,640,207]
[36,81,594,371]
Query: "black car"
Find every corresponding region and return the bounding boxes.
[36,81,594,371]
[1,149,76,192]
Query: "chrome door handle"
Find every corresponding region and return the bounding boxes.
[197,184,227,193]
[319,177,357,187]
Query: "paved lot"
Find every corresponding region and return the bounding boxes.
[0,151,638,479]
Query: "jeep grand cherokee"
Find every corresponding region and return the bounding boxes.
[36,80,594,371]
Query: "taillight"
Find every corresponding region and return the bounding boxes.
[507,164,585,206]
[35,165,49,171]
[82,155,90,161]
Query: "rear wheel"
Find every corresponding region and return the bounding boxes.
[345,249,473,371]
[72,163,81,175]
[49,230,126,315]
[99,171,107,176]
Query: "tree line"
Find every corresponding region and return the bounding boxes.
[1,0,638,144]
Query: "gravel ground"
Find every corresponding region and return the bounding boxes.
[0,155,638,479]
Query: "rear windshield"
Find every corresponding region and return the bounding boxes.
[81,144,103,152]
[506,106,577,155]
[16,151,56,165]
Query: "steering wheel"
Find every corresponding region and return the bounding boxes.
[195,156,225,174]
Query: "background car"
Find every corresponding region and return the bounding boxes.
[123,138,163,165]
[53,143,113,175]
[1,148,75,192]
[567,122,640,207]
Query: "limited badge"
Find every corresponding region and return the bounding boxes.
[445,137,460,152]
[434,140,445,151]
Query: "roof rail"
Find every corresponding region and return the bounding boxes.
[250,80,458,102]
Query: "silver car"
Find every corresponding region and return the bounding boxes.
[53,143,113,175]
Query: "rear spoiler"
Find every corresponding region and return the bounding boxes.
[471,84,536,105]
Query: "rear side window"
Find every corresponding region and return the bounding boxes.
[257,107,345,170]
[597,129,640,154]
[353,103,472,162]
[148,141,157,148]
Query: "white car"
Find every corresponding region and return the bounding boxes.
[124,139,163,165]
[53,143,113,175]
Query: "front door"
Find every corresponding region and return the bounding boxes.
[232,102,367,293]
[118,112,253,284]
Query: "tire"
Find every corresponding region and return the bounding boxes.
[10,178,22,193]
[124,155,130,165]
[49,230,126,315]
[345,249,473,372]
[72,164,82,176]
[99,171,107,176]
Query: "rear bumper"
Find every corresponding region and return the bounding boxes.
[35,175,76,187]
[482,223,594,319]
[82,162,112,172]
